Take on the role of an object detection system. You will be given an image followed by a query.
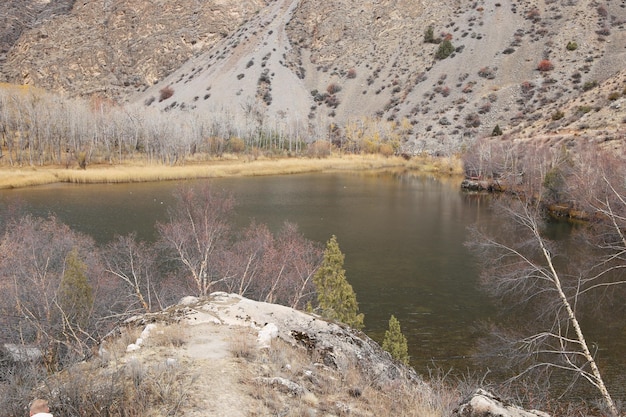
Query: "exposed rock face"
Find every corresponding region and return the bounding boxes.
[0,0,75,74]
[455,389,551,417]
[3,0,267,99]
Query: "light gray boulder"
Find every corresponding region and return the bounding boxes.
[455,389,551,417]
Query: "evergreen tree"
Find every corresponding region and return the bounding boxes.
[58,247,94,329]
[382,315,409,365]
[313,235,364,329]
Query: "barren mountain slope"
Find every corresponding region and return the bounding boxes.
[0,0,75,74]
[3,0,268,99]
[4,0,625,153]
[133,0,625,152]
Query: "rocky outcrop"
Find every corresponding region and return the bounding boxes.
[125,292,422,388]
[3,0,267,100]
[455,389,551,417]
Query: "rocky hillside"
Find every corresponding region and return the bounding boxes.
[2,0,625,153]
[2,0,267,97]
[17,292,549,417]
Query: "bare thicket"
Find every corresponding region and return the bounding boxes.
[157,184,235,296]
[157,184,323,304]
[103,233,163,313]
[0,215,106,370]
[466,147,625,416]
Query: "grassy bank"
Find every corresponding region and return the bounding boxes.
[0,154,463,189]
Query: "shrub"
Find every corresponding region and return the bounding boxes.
[526,8,541,21]
[608,92,620,101]
[491,125,503,136]
[435,40,455,59]
[307,140,332,158]
[326,83,342,94]
[478,103,492,114]
[379,143,395,157]
[551,110,565,120]
[537,60,554,71]
[566,41,578,51]
[347,68,357,79]
[582,80,598,91]
[478,67,496,79]
[465,113,481,128]
[159,86,174,102]
[424,26,438,44]
[77,152,87,169]
[596,27,611,36]
[227,137,245,153]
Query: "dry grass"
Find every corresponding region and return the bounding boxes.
[236,337,460,417]
[0,154,463,189]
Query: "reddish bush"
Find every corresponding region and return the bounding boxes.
[537,60,554,72]
[327,83,342,94]
[159,86,174,102]
[347,68,357,79]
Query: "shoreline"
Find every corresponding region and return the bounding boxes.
[0,154,463,190]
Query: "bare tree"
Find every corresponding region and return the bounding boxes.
[0,215,104,370]
[468,195,619,416]
[103,233,161,313]
[157,184,234,296]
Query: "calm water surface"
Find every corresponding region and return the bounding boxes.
[1,171,625,400]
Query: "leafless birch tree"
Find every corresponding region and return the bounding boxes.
[157,184,234,296]
[468,194,620,416]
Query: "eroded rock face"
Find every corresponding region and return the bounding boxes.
[3,0,267,99]
[454,389,551,417]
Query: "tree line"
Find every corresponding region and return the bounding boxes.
[0,86,413,168]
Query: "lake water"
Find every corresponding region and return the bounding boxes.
[1,170,624,401]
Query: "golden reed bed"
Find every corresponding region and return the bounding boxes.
[0,155,463,190]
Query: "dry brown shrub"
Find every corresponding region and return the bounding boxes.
[307,140,332,158]
[159,86,174,102]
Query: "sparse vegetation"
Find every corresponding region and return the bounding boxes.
[537,60,554,72]
[435,39,455,60]
[158,86,174,102]
[566,41,578,50]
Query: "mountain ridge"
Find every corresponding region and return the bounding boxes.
[1,0,625,154]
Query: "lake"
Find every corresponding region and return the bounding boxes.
[1,170,624,400]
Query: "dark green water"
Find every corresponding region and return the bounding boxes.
[1,171,625,401]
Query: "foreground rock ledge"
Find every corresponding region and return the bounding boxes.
[122,292,550,416]
[124,292,421,388]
